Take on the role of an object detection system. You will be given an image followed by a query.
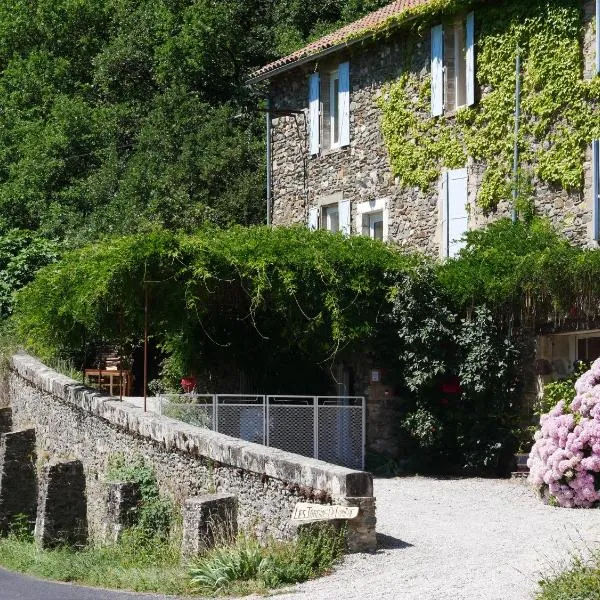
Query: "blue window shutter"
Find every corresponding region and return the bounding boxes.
[308,207,319,230]
[338,62,350,147]
[339,200,351,236]
[466,12,475,106]
[309,73,320,155]
[594,140,600,241]
[431,25,444,116]
[447,168,469,258]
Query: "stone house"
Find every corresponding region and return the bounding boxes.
[250,0,600,408]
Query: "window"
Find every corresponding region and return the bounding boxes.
[322,204,340,233]
[307,198,351,235]
[308,62,350,155]
[356,199,388,242]
[431,13,475,116]
[441,168,469,258]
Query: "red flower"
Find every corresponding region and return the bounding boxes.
[180,376,197,393]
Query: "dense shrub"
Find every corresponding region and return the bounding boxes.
[528,359,600,507]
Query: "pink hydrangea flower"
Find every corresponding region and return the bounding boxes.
[528,362,600,508]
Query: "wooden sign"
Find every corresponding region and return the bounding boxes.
[291,502,359,522]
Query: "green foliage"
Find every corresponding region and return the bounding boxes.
[0,0,406,240]
[439,217,600,323]
[0,230,60,317]
[8,514,34,543]
[106,454,173,540]
[378,0,600,211]
[189,525,345,595]
[537,551,600,600]
[538,362,587,418]
[14,226,413,389]
[393,297,523,472]
[0,529,187,594]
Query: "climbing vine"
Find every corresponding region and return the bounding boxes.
[377,0,600,211]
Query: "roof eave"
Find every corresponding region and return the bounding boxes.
[248,14,418,85]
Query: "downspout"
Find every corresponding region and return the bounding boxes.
[266,97,272,226]
[512,51,521,224]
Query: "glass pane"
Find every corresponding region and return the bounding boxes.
[332,76,340,145]
[444,24,456,112]
[322,205,339,232]
[373,220,384,241]
[321,73,331,151]
[455,20,467,107]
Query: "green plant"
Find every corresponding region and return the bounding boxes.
[377,0,600,211]
[0,527,188,594]
[537,551,600,600]
[189,525,345,595]
[537,362,588,418]
[106,454,173,540]
[8,514,34,543]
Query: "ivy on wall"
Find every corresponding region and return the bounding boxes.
[377,0,600,211]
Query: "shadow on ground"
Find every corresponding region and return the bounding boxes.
[376,532,413,550]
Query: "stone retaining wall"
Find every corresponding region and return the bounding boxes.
[7,353,376,551]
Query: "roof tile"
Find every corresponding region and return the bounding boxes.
[251,0,433,80]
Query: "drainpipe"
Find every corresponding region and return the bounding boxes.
[266,97,272,226]
[512,51,521,224]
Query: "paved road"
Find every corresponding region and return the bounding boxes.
[0,568,179,600]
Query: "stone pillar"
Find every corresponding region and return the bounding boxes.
[342,496,377,553]
[182,493,237,558]
[0,408,12,435]
[103,482,141,542]
[35,459,87,549]
[0,428,37,535]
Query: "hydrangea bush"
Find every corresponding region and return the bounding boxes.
[528,359,600,507]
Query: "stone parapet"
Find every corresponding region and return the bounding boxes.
[8,353,376,550]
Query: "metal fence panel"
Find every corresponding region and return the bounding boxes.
[318,405,364,470]
[268,405,314,457]
[154,393,364,469]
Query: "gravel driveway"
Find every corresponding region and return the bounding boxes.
[264,477,600,600]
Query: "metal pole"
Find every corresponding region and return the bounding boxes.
[143,284,148,413]
[266,97,272,226]
[313,396,319,461]
[512,51,521,223]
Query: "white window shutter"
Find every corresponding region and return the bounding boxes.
[593,140,600,241]
[338,62,350,147]
[447,168,469,257]
[431,25,444,117]
[309,73,320,155]
[466,12,475,106]
[308,207,319,230]
[339,200,351,236]
[441,172,449,257]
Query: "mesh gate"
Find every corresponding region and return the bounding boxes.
[157,394,364,469]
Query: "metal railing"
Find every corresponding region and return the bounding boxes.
[156,394,365,470]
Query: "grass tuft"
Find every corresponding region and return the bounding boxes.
[189,523,345,596]
[537,550,600,600]
[0,529,189,595]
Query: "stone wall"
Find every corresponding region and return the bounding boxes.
[7,353,376,551]
[269,0,597,254]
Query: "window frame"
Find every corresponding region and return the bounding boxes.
[356,199,388,242]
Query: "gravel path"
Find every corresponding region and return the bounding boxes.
[264,477,600,600]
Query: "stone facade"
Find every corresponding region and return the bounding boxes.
[7,353,376,552]
[268,0,598,255]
